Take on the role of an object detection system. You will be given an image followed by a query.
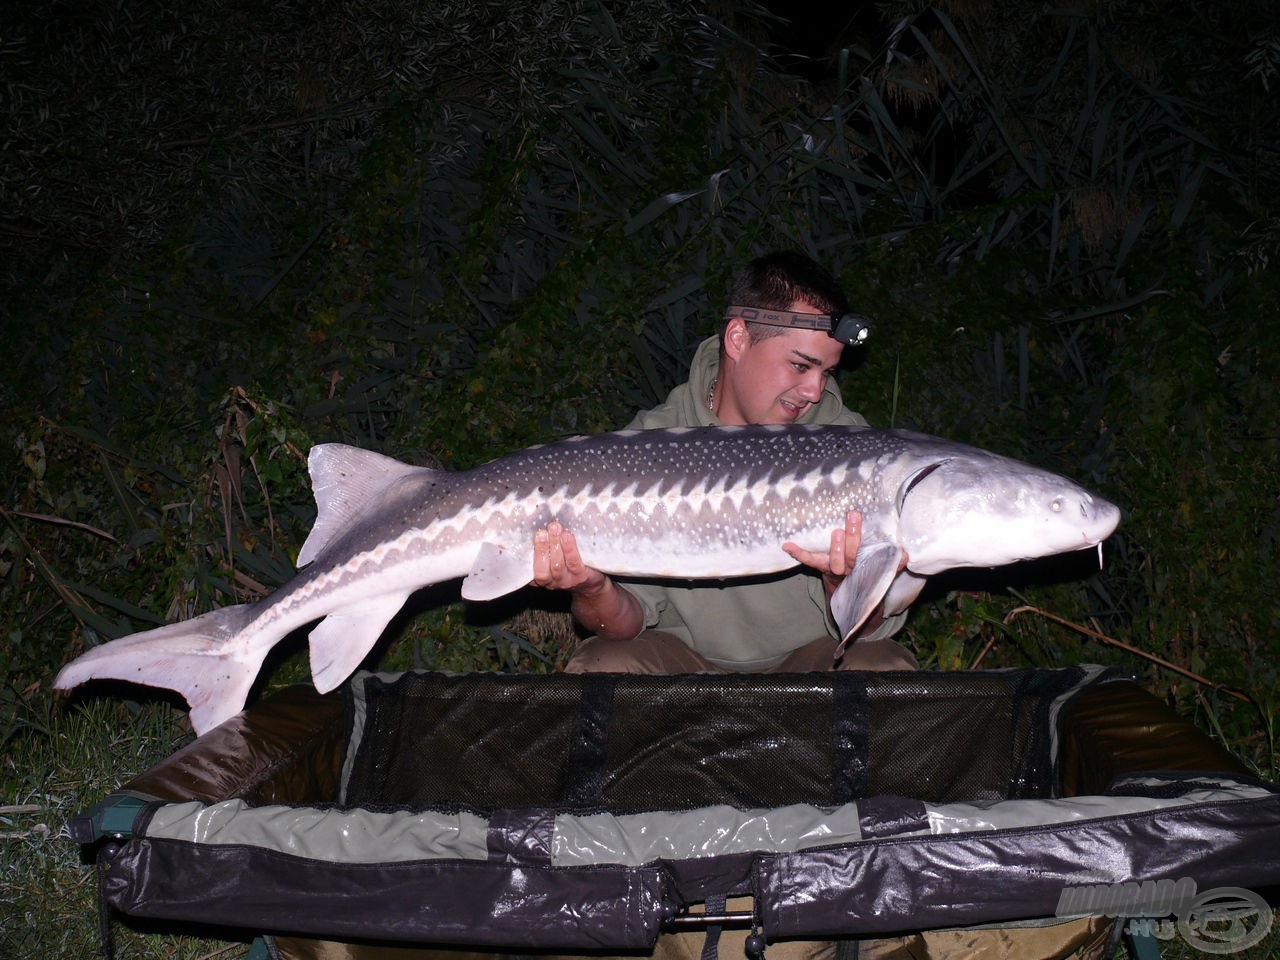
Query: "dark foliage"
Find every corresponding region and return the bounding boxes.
[2,0,1277,777]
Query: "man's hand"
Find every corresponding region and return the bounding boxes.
[782,510,863,597]
[530,521,644,641]
[531,521,607,595]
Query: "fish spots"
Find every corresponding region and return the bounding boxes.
[793,467,823,495]
[294,424,940,589]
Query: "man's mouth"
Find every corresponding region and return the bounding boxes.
[779,399,807,418]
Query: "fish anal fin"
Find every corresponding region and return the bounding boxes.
[299,444,434,567]
[460,542,531,602]
[308,594,409,693]
[831,541,905,657]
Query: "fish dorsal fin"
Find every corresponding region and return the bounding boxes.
[298,444,426,567]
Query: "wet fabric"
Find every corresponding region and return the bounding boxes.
[74,667,1280,960]
[340,668,1088,814]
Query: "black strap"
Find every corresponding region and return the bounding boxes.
[486,808,556,864]
[701,893,728,960]
[832,672,870,802]
[95,847,117,960]
[559,674,618,808]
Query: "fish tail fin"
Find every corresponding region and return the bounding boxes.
[54,604,265,736]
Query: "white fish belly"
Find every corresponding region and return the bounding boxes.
[547,497,840,580]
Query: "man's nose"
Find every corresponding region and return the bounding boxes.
[797,372,825,400]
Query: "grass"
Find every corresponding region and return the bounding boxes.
[0,698,246,959]
[0,617,559,959]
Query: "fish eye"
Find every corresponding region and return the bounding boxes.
[1050,499,1063,513]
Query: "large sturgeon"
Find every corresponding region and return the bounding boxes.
[55,424,1120,733]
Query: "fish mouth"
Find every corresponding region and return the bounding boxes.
[1078,500,1122,566]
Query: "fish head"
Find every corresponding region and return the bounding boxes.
[895,453,1121,576]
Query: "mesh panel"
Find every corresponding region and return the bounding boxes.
[342,668,1089,814]
[597,676,845,811]
[864,671,1065,802]
[344,673,586,810]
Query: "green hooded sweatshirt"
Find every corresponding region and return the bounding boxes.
[620,336,905,670]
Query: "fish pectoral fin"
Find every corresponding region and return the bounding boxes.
[882,570,928,617]
[831,541,905,655]
[460,542,532,602]
[308,594,409,692]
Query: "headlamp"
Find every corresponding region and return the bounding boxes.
[724,305,871,347]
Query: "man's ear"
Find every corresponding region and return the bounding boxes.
[723,317,750,362]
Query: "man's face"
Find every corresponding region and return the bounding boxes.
[718,299,845,426]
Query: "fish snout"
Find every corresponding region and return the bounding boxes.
[1041,488,1120,546]
[1069,494,1121,543]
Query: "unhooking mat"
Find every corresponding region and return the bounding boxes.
[71,666,1280,956]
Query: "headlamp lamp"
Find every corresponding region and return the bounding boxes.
[724,305,871,347]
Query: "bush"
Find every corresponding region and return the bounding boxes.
[2,0,1276,771]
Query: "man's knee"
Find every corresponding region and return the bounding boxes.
[563,635,645,673]
[563,631,719,674]
[836,637,919,671]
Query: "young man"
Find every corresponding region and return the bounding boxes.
[532,251,917,673]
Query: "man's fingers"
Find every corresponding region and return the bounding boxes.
[532,527,550,583]
[829,528,846,577]
[834,511,863,577]
[533,522,596,590]
[845,511,863,540]
[782,541,816,567]
[783,541,833,574]
[559,529,583,572]
[549,527,564,572]
[783,512,867,590]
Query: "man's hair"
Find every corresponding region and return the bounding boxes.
[725,250,850,344]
